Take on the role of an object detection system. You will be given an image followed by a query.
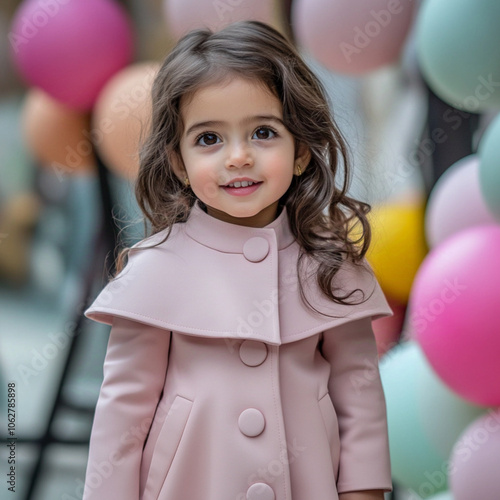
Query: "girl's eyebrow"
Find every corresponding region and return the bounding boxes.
[185,115,285,138]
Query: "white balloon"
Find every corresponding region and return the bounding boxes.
[425,155,496,248]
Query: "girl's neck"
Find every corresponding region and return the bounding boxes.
[196,200,284,224]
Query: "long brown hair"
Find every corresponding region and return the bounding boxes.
[116,20,374,314]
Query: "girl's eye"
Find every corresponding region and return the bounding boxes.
[194,126,278,147]
[195,133,220,146]
[253,127,277,140]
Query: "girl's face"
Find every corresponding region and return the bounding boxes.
[172,77,310,227]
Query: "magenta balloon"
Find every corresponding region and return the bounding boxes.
[293,0,416,75]
[409,224,500,406]
[163,0,274,40]
[450,410,500,500]
[425,155,497,248]
[10,0,133,111]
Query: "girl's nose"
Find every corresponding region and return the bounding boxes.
[225,141,253,169]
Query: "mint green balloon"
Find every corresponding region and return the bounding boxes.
[380,342,447,498]
[428,493,454,500]
[478,113,500,220]
[417,350,486,460]
[416,0,500,112]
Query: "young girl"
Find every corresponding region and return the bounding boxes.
[82,20,393,500]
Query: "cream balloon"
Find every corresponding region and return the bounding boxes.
[92,62,160,181]
[22,89,96,175]
[163,0,275,40]
[450,410,500,500]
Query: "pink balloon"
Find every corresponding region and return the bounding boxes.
[409,224,500,406]
[10,0,133,111]
[163,0,274,40]
[292,0,416,75]
[449,409,500,500]
[426,155,497,248]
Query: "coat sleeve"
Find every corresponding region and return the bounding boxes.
[320,316,392,494]
[82,316,171,500]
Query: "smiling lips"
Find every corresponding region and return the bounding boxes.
[226,180,258,188]
[222,179,263,196]
[222,177,261,188]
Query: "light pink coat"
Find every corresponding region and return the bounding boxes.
[83,200,393,500]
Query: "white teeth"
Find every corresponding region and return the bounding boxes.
[228,181,255,188]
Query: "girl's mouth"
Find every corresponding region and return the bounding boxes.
[222,181,263,196]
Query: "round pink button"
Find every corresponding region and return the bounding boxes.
[238,408,265,437]
[243,237,269,262]
[239,340,268,367]
[246,483,275,500]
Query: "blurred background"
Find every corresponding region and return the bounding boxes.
[0,0,499,499]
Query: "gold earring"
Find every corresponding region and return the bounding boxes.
[296,164,302,176]
[184,177,190,187]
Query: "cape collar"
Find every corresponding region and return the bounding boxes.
[86,199,393,342]
[182,200,296,253]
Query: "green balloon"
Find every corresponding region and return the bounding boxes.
[380,342,447,498]
[417,351,486,461]
[427,493,454,500]
[416,0,500,112]
[478,113,500,220]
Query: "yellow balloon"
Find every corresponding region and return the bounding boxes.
[366,202,428,303]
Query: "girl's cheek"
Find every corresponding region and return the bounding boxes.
[197,183,219,201]
[193,168,224,201]
[265,153,294,175]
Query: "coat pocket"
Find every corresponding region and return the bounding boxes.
[318,393,341,480]
[142,395,193,500]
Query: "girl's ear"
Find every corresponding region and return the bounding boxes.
[296,143,312,174]
[168,149,187,183]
